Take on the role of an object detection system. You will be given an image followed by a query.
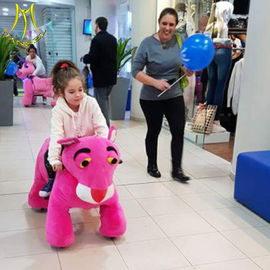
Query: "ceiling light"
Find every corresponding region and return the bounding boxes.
[2,8,9,12]
[3,12,9,16]
[23,3,28,7]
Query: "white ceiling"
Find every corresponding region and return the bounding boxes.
[0,0,75,17]
[0,1,35,17]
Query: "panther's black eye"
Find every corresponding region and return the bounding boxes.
[79,158,91,168]
[107,157,118,165]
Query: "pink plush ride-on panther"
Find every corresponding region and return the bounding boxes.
[28,126,126,247]
[16,61,56,106]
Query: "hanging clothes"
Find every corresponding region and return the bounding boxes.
[227,58,244,115]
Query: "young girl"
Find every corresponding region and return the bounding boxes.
[39,60,108,197]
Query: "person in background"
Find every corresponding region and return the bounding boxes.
[230,34,243,60]
[83,17,117,127]
[5,55,21,96]
[26,44,46,77]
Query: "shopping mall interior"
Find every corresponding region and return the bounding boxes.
[1,0,270,269]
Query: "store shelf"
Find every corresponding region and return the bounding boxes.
[184,123,230,144]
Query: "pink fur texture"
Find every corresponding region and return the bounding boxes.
[16,61,56,106]
[28,126,126,247]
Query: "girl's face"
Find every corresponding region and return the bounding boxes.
[28,49,36,59]
[158,14,177,42]
[62,77,84,112]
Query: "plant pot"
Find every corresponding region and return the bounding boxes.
[0,80,13,126]
[110,77,130,120]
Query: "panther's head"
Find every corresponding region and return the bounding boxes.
[58,126,120,204]
[16,61,35,79]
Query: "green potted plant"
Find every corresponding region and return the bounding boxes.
[0,34,18,126]
[110,38,137,120]
[116,38,137,75]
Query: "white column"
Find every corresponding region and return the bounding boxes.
[156,0,175,30]
[232,0,270,173]
[130,0,157,120]
[74,0,91,70]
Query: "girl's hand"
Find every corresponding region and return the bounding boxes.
[52,162,63,172]
[154,79,171,91]
[183,68,194,77]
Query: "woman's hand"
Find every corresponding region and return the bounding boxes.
[52,162,63,172]
[154,79,171,91]
[183,68,194,77]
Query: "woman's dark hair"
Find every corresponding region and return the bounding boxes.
[27,44,37,53]
[158,8,179,25]
[95,17,108,31]
[51,59,83,96]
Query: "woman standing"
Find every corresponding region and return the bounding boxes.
[132,8,193,182]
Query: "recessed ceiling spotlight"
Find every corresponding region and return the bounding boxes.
[3,12,9,16]
[2,8,9,12]
[23,3,28,7]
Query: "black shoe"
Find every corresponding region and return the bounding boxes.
[39,178,54,197]
[147,164,161,178]
[172,169,190,182]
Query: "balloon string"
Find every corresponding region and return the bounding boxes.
[157,74,186,98]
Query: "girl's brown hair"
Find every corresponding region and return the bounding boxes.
[51,60,83,96]
[158,7,179,25]
[27,44,37,53]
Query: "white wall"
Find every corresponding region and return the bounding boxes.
[232,0,270,172]
[90,0,118,38]
[156,0,175,31]
[130,0,157,120]
[74,0,91,70]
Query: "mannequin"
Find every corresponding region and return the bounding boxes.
[185,0,197,36]
[215,1,234,38]
[205,1,234,123]
[176,2,186,29]
[205,1,234,39]
[175,2,188,36]
[176,0,196,120]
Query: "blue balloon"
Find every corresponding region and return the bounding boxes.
[180,34,215,71]
[5,61,18,76]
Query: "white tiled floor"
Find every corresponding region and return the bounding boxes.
[0,97,270,269]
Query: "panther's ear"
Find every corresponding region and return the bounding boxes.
[58,137,80,146]
[108,126,116,142]
[24,61,29,68]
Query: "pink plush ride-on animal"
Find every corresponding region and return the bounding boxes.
[16,61,56,107]
[28,126,126,247]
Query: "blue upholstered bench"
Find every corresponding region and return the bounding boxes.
[234,150,270,222]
